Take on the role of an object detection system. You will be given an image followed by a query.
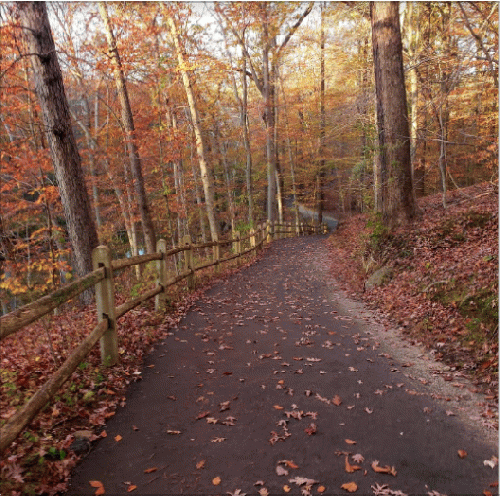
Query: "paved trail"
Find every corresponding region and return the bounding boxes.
[67,237,497,495]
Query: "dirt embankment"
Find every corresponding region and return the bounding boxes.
[327,182,498,408]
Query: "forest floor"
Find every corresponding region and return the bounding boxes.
[0,182,498,496]
[327,182,498,402]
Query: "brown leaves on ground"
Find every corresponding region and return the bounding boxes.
[89,480,105,495]
[371,460,397,476]
[341,481,358,493]
[345,456,361,473]
[327,183,499,400]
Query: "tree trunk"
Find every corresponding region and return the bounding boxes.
[370,1,415,224]
[262,4,277,223]
[16,1,98,303]
[241,58,254,226]
[98,2,156,253]
[317,2,326,225]
[166,12,219,242]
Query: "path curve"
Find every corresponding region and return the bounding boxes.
[67,236,497,495]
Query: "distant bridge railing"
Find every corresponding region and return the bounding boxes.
[0,219,327,452]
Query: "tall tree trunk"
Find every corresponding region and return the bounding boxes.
[165,12,219,242]
[190,148,208,244]
[407,1,423,199]
[262,4,277,223]
[16,1,98,303]
[317,2,326,225]
[99,2,156,253]
[241,58,254,226]
[280,75,300,226]
[370,1,415,225]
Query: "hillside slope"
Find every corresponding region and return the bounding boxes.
[327,183,498,408]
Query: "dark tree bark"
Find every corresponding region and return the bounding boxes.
[370,1,415,224]
[99,2,157,253]
[16,2,98,301]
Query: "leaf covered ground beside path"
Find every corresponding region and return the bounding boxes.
[327,182,498,404]
[64,236,497,495]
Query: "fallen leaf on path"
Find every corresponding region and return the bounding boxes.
[144,467,157,474]
[283,485,291,493]
[89,480,105,495]
[345,456,361,473]
[219,401,230,412]
[289,477,318,486]
[127,485,137,492]
[226,490,245,496]
[196,460,206,469]
[206,417,218,424]
[318,486,326,493]
[352,454,365,463]
[132,425,139,431]
[114,435,122,442]
[212,477,221,485]
[211,437,226,442]
[332,395,342,406]
[457,450,467,459]
[279,460,299,469]
[340,481,357,493]
[276,465,289,476]
[483,456,498,468]
[166,430,181,435]
[304,423,317,435]
[274,405,284,410]
[100,431,107,438]
[196,410,211,420]
[258,488,269,496]
[371,460,397,476]
[445,410,456,416]
[365,407,373,414]
[345,439,356,445]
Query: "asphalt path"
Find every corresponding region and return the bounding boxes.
[67,236,498,495]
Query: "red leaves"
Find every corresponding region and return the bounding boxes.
[304,423,317,436]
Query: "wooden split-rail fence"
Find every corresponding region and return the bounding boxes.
[0,220,327,452]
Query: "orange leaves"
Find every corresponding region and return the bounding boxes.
[340,481,357,493]
[457,450,467,459]
[89,480,105,495]
[332,395,342,406]
[371,460,397,476]
[212,476,221,485]
[344,456,361,474]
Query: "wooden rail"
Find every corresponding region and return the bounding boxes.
[0,220,327,453]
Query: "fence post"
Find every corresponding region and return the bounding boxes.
[182,235,195,290]
[92,246,118,367]
[233,230,241,257]
[250,228,256,250]
[266,220,271,244]
[155,239,167,311]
